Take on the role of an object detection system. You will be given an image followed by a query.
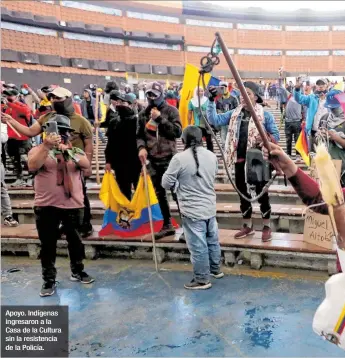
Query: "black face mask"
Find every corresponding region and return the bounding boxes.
[314,90,328,96]
[52,97,75,116]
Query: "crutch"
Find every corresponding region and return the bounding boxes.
[142,163,159,272]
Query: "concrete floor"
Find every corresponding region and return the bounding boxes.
[1,256,343,357]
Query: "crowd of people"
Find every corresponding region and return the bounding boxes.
[1,75,344,294]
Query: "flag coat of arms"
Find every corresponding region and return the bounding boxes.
[99,172,164,237]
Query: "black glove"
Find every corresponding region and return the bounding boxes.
[208,86,218,102]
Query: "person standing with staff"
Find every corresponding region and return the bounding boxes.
[206,81,280,242]
[137,82,182,240]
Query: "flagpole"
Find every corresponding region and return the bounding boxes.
[142,163,159,272]
[95,91,100,185]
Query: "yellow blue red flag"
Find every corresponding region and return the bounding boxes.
[99,172,168,237]
[179,64,220,128]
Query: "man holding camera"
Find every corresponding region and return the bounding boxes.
[1,87,94,238]
[206,82,280,242]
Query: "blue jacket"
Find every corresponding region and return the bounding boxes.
[206,101,280,143]
[293,88,319,134]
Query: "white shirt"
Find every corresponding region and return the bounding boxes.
[313,98,328,131]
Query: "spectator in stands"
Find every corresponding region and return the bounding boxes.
[1,87,94,238]
[73,93,82,105]
[103,81,119,108]
[20,84,40,111]
[263,142,344,272]
[2,88,32,187]
[284,95,302,158]
[105,91,141,200]
[207,81,280,242]
[294,78,329,152]
[28,115,94,297]
[277,83,288,115]
[126,93,144,115]
[188,87,213,152]
[165,86,179,108]
[137,81,182,240]
[162,126,222,290]
[264,83,269,100]
[318,89,345,187]
[81,89,105,144]
[1,122,19,227]
[35,86,53,119]
[124,85,131,94]
[216,81,239,150]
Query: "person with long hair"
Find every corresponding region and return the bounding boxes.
[162,126,222,290]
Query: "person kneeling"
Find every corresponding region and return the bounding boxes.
[28,115,94,297]
[162,126,223,290]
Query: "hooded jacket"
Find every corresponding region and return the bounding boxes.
[80,89,102,121]
[136,101,182,160]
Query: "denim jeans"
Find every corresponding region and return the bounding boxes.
[182,216,221,284]
[220,125,229,149]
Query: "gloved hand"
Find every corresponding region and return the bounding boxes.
[208,86,218,102]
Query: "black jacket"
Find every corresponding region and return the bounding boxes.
[136,101,182,160]
[105,106,140,171]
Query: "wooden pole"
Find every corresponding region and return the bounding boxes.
[94,91,100,185]
[142,164,159,272]
[215,32,271,151]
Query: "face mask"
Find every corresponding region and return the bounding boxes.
[147,93,164,108]
[52,97,74,116]
[21,89,29,95]
[315,90,328,96]
[74,96,80,101]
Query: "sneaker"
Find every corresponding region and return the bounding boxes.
[211,271,224,279]
[10,178,26,187]
[262,226,272,242]
[234,225,255,239]
[184,279,212,290]
[70,271,95,284]
[4,216,19,227]
[25,178,33,187]
[40,281,56,297]
[178,232,186,243]
[80,224,94,238]
[155,223,176,240]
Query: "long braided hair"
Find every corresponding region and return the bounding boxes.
[182,125,203,178]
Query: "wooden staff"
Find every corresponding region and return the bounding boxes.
[7,121,22,138]
[94,91,100,185]
[215,32,271,152]
[142,163,159,272]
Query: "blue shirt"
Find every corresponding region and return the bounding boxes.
[206,101,280,143]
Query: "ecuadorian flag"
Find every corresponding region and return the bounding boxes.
[179,63,220,128]
[99,172,166,237]
[295,122,310,167]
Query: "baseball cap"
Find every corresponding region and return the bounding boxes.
[316,78,328,86]
[243,81,263,103]
[324,89,342,109]
[145,82,163,97]
[219,81,229,88]
[47,87,72,99]
[2,88,19,97]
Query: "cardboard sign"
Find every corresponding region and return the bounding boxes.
[310,159,342,184]
[304,211,334,250]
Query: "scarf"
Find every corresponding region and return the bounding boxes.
[225,104,265,165]
[55,152,74,199]
[327,111,345,129]
[191,87,208,107]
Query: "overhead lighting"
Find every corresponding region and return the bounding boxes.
[158,71,162,74]
[114,68,119,71]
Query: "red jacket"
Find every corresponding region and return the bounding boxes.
[5,101,31,140]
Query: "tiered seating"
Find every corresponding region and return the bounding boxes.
[2,104,337,273]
